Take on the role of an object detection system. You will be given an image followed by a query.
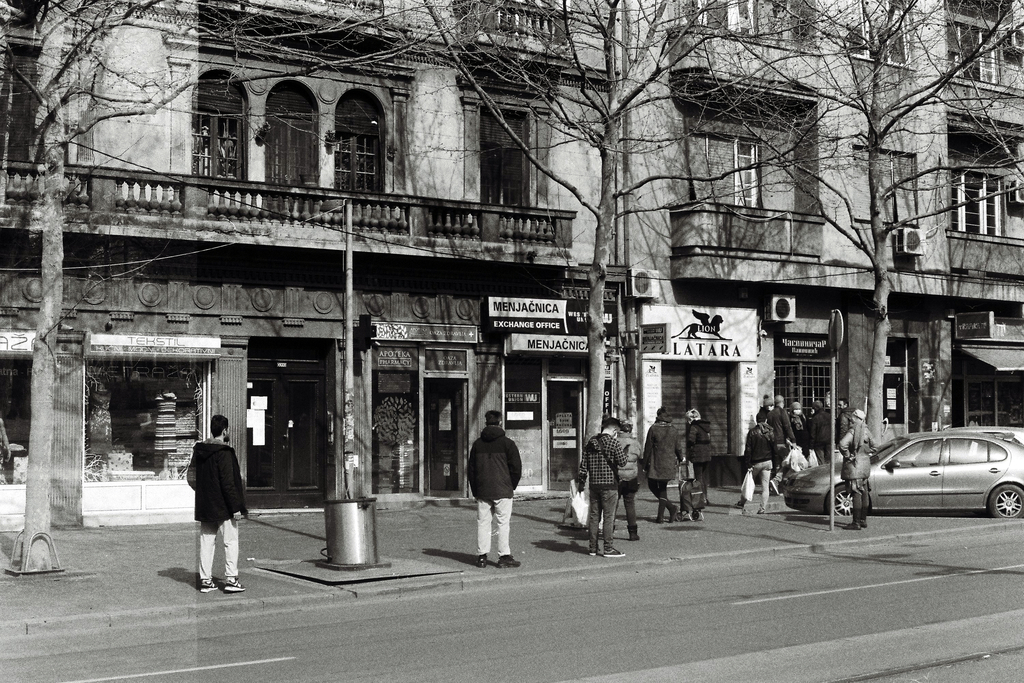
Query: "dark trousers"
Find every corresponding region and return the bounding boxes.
[588,488,619,552]
[849,480,869,526]
[692,461,710,500]
[618,478,639,528]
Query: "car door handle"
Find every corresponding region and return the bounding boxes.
[929,471,941,476]
[990,468,1000,473]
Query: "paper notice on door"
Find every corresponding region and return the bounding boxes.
[247,409,265,446]
[250,396,268,410]
[439,399,452,431]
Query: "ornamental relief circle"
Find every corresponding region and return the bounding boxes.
[138,282,163,308]
[83,280,107,305]
[193,285,217,310]
[313,291,335,315]
[411,296,431,319]
[364,293,386,317]
[22,278,42,303]
[456,299,475,321]
[250,287,275,312]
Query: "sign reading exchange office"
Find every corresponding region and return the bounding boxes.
[486,297,567,334]
[640,305,756,362]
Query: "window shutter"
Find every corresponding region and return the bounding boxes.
[335,92,381,136]
[7,52,38,162]
[196,73,245,116]
[480,110,527,206]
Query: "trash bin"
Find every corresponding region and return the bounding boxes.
[322,498,390,570]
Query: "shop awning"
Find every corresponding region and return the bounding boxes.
[960,345,1024,372]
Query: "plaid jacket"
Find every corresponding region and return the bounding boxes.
[578,433,627,491]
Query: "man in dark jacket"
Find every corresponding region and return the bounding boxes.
[809,400,832,466]
[579,416,628,558]
[468,410,522,569]
[766,395,795,494]
[194,414,247,594]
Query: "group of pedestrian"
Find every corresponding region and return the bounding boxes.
[192,398,878,593]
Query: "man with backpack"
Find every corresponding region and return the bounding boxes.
[578,416,628,558]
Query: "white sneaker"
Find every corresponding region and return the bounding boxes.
[223,577,245,593]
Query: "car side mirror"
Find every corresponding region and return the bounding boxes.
[886,459,901,470]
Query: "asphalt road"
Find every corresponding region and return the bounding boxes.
[5,527,1024,683]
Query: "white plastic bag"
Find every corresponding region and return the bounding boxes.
[741,469,755,501]
[569,479,589,526]
[785,446,809,472]
[807,450,820,468]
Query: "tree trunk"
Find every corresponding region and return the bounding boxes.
[21,141,65,570]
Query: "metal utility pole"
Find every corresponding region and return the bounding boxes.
[828,309,845,532]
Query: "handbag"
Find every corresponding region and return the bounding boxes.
[741,469,755,501]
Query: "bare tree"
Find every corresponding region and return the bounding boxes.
[5,0,194,571]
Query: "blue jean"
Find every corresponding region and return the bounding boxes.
[588,488,619,552]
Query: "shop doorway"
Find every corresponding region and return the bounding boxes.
[425,378,466,496]
[246,340,327,508]
[547,380,582,491]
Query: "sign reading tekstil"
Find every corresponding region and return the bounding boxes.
[486,297,567,334]
[640,305,757,362]
[89,334,221,356]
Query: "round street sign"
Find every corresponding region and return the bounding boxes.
[828,309,845,353]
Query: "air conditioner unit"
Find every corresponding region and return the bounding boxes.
[765,295,796,323]
[895,227,926,256]
[1008,177,1024,205]
[628,268,661,299]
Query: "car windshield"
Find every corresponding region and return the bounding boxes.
[870,438,905,464]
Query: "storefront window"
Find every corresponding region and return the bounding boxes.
[372,347,419,494]
[0,359,31,485]
[85,360,206,482]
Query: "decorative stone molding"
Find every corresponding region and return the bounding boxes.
[313,291,336,315]
[250,288,275,312]
[138,282,164,308]
[283,318,305,327]
[220,315,243,325]
[109,311,134,322]
[23,278,42,303]
[167,313,191,324]
[193,285,217,310]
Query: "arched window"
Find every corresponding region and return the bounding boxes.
[192,72,245,179]
[266,82,318,186]
[334,91,382,192]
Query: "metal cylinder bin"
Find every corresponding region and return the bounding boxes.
[322,498,389,569]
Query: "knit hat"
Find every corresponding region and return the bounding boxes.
[620,421,633,433]
[853,409,866,420]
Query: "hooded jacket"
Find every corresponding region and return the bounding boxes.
[643,418,683,480]
[686,419,712,463]
[468,425,522,500]
[743,422,774,469]
[193,439,246,523]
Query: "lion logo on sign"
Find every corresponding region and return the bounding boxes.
[676,310,726,340]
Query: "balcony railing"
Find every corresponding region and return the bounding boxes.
[670,202,824,258]
[2,163,575,258]
[455,0,566,45]
[948,229,1024,279]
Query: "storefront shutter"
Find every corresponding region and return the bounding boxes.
[196,73,245,116]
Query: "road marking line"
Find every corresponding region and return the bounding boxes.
[733,563,1024,605]
[59,657,296,683]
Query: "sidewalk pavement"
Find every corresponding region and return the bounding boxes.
[2,487,1022,638]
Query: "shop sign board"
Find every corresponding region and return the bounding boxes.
[486,297,567,334]
[955,312,994,339]
[775,334,829,360]
[374,322,478,344]
[566,298,619,337]
[642,360,662,428]
[506,334,588,355]
[424,349,468,372]
[640,324,668,354]
[640,305,756,361]
[88,333,221,356]
[0,330,35,354]
[374,347,417,370]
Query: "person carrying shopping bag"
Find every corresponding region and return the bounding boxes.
[738,419,774,514]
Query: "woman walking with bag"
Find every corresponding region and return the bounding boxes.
[643,408,682,523]
[685,409,713,514]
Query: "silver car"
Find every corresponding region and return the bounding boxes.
[781,428,1024,518]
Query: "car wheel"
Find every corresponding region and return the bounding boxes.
[988,484,1024,519]
[828,488,853,517]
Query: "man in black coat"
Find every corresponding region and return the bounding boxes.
[809,400,832,466]
[194,414,247,593]
[468,410,522,569]
[766,395,795,494]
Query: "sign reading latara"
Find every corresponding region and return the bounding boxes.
[640,305,757,362]
[486,297,567,334]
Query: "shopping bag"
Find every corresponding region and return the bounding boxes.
[569,479,589,526]
[786,446,809,472]
[807,451,820,468]
[741,469,755,501]
[680,479,707,510]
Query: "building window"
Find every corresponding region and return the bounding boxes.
[480,109,528,206]
[700,136,761,207]
[851,0,909,64]
[3,51,38,163]
[265,82,319,186]
[334,91,383,192]
[84,360,207,482]
[949,23,1003,83]
[0,358,31,486]
[192,72,245,179]
[951,171,1002,235]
